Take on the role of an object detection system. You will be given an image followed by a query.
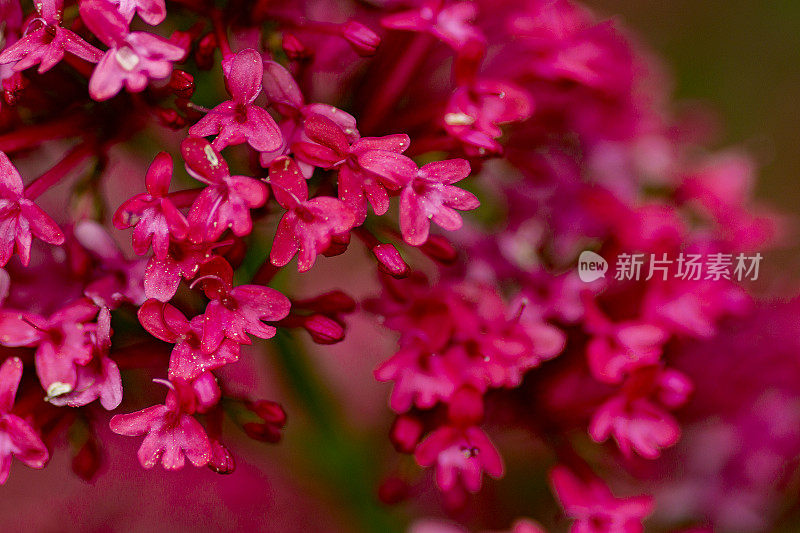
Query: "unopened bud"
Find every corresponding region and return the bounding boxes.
[322,232,350,257]
[420,234,459,264]
[195,33,218,70]
[282,32,311,61]
[243,422,283,443]
[169,70,195,98]
[342,21,380,56]
[373,243,409,278]
[303,314,345,344]
[389,414,423,453]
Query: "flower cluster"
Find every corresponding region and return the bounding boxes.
[0,0,792,531]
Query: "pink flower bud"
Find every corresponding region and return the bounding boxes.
[419,234,459,264]
[373,243,409,278]
[303,314,345,344]
[243,422,283,443]
[378,476,410,504]
[282,32,311,60]
[247,400,287,426]
[342,21,380,56]
[390,414,424,453]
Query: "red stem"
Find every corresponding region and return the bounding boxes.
[25,143,96,200]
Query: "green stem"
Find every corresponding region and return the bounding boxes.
[271,332,403,533]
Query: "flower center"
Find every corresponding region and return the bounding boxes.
[115,47,140,72]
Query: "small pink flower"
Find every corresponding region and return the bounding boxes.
[143,240,222,302]
[414,425,503,493]
[268,156,355,272]
[81,0,184,101]
[137,299,240,381]
[47,308,122,410]
[292,114,414,224]
[444,80,533,155]
[109,378,212,469]
[193,258,291,352]
[0,0,102,73]
[189,49,282,152]
[108,0,166,25]
[0,152,65,266]
[399,158,479,246]
[549,465,653,533]
[381,0,486,52]
[113,152,189,259]
[182,137,269,242]
[0,356,49,484]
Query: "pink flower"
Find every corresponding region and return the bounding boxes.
[0,298,99,398]
[260,60,358,170]
[182,137,269,242]
[191,257,291,351]
[113,152,188,259]
[47,307,122,410]
[0,357,49,484]
[550,466,652,533]
[0,0,102,73]
[268,156,355,272]
[414,425,503,493]
[381,1,486,52]
[81,0,184,101]
[399,158,479,246]
[143,239,222,302]
[292,114,414,224]
[444,81,533,155]
[108,0,166,25]
[188,49,282,152]
[588,368,691,459]
[0,151,65,266]
[109,378,212,469]
[137,299,240,380]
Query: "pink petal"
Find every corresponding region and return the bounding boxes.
[226,48,263,105]
[0,357,22,413]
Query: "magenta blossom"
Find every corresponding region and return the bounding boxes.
[108,0,166,25]
[414,425,503,493]
[381,0,486,52]
[110,378,211,469]
[189,48,282,152]
[268,156,356,272]
[81,0,184,101]
[292,114,414,224]
[138,299,240,381]
[398,158,479,246]
[182,137,268,242]
[193,258,291,352]
[550,466,653,533]
[47,307,122,410]
[0,357,49,484]
[0,0,101,73]
[113,152,188,259]
[0,152,65,267]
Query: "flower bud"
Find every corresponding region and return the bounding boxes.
[390,414,424,453]
[243,422,283,443]
[168,70,195,98]
[373,243,409,278]
[420,234,459,264]
[293,290,356,314]
[247,400,287,426]
[342,21,380,56]
[282,33,311,61]
[303,314,345,344]
[195,33,218,70]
